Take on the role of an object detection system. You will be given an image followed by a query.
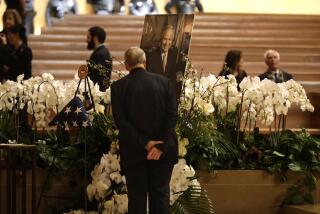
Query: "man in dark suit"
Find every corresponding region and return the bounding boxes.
[86,26,112,91]
[146,25,178,84]
[146,25,185,98]
[111,47,178,214]
[259,49,293,83]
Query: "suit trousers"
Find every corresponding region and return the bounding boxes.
[125,160,174,214]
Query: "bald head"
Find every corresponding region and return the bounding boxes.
[124,47,146,71]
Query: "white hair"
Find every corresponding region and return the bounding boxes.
[264,49,280,60]
[161,25,175,39]
[124,47,146,67]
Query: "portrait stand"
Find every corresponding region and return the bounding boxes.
[36,65,94,214]
[73,65,96,214]
[74,65,96,112]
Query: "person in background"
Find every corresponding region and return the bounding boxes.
[46,0,78,26]
[1,9,23,44]
[259,49,293,83]
[111,47,178,214]
[3,1,35,34]
[4,24,32,81]
[129,0,157,16]
[219,50,247,85]
[4,0,24,18]
[165,0,203,14]
[0,10,25,82]
[86,26,112,91]
[4,22,32,133]
[87,0,125,15]
[24,0,36,35]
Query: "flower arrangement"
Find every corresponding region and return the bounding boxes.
[64,134,211,214]
[86,143,128,214]
[178,60,314,173]
[177,58,319,204]
[180,60,314,130]
[0,73,110,130]
[0,58,318,211]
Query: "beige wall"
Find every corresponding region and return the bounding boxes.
[1,0,320,34]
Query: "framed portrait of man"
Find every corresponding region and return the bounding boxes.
[140,14,194,98]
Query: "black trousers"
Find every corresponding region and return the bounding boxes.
[125,160,174,214]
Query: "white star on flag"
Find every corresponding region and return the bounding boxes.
[64,121,70,130]
[49,96,92,128]
[72,121,78,127]
[75,107,82,115]
[65,107,71,115]
[82,120,89,128]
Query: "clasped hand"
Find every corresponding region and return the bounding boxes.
[145,140,163,160]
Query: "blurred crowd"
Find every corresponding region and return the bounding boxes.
[1,0,205,29]
[0,0,293,88]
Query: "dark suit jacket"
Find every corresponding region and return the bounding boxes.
[88,45,112,91]
[111,67,178,172]
[4,43,32,81]
[146,46,178,83]
[259,69,293,83]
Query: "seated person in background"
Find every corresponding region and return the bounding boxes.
[259,49,292,83]
[165,0,203,14]
[129,0,157,16]
[218,50,247,85]
[86,26,112,91]
[4,24,32,81]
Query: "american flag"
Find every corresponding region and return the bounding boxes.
[49,96,91,128]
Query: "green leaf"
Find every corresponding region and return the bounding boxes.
[272,151,285,157]
[288,163,302,172]
[171,185,215,214]
[239,143,247,152]
[288,194,305,205]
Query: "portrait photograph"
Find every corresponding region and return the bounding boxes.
[140,14,194,97]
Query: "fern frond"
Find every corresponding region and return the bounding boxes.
[171,185,215,214]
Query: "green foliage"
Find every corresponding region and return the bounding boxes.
[0,111,15,142]
[282,173,316,205]
[263,129,320,205]
[178,109,240,170]
[34,113,112,212]
[0,110,34,144]
[36,129,80,174]
[178,103,320,205]
[171,185,215,214]
[36,113,111,175]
